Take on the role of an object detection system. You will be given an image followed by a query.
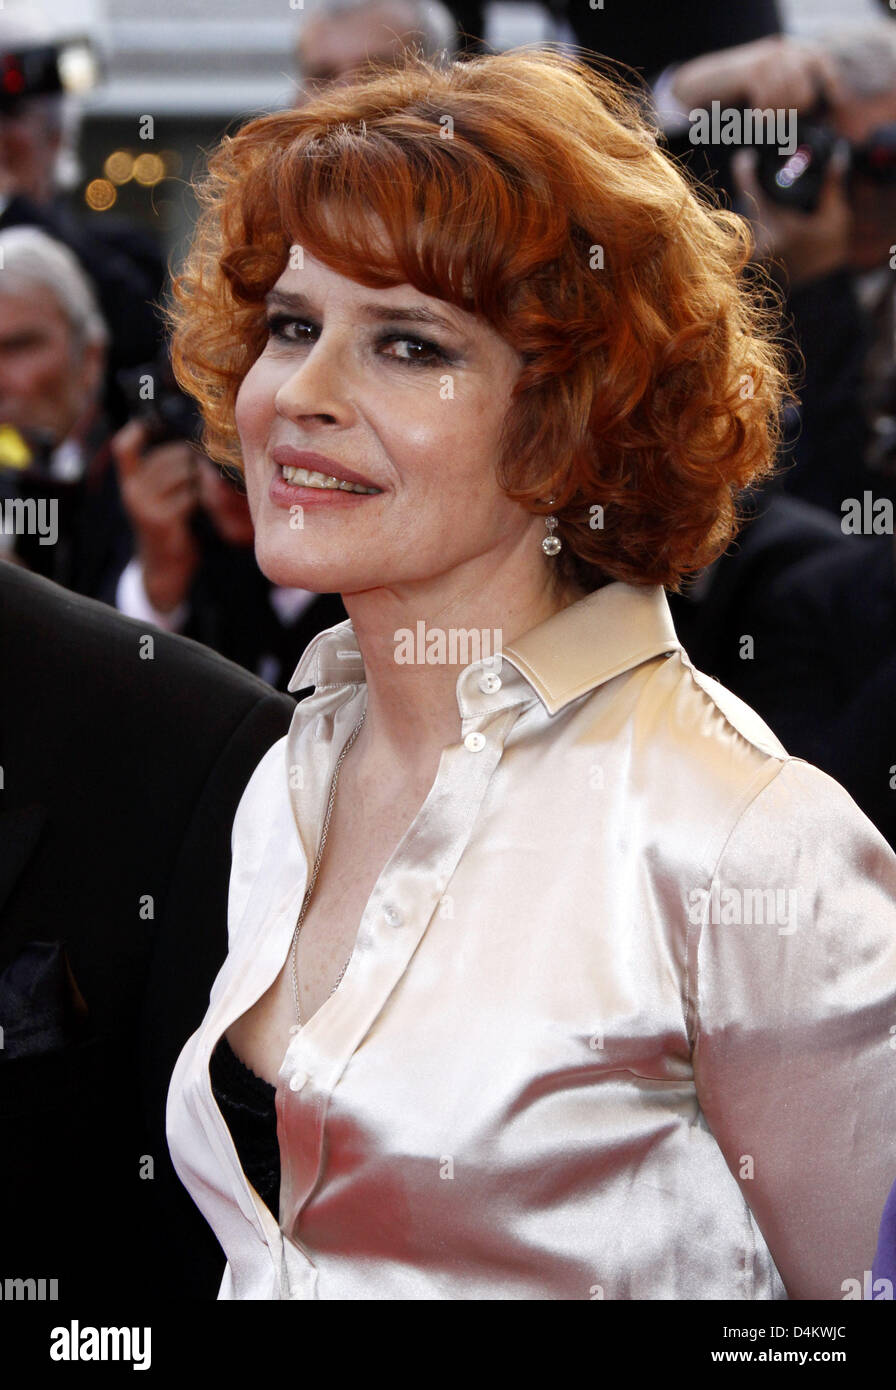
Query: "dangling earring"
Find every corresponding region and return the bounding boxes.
[542,495,562,556]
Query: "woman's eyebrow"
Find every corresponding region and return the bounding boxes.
[264,288,462,332]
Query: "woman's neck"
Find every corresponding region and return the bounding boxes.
[340,568,587,784]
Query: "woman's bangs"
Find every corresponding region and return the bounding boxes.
[271,133,490,311]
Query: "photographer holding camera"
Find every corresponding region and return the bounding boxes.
[653,25,896,514]
[110,406,347,690]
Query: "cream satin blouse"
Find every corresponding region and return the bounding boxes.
[166,581,896,1300]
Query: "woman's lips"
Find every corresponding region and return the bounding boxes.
[268,469,383,510]
[270,444,380,491]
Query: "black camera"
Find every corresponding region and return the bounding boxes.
[116,356,203,451]
[115,356,247,495]
[755,100,896,213]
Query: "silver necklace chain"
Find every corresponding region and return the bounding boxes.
[290,708,367,1028]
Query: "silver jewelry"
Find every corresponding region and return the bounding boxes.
[290,708,367,1029]
[542,495,562,556]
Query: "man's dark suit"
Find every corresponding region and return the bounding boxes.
[0,561,296,1300]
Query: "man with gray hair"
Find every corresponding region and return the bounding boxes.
[0,225,108,430]
[294,0,458,93]
[0,225,131,596]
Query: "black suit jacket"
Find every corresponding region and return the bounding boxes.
[0,562,296,1300]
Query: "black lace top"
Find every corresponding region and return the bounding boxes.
[208,1034,281,1219]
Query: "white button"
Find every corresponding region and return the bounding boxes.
[288,1024,301,1035]
[478,673,502,694]
[289,1070,309,1092]
[384,904,403,927]
[464,731,486,752]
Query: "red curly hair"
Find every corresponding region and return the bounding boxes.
[168,44,792,593]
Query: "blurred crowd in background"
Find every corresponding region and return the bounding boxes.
[2,0,896,851]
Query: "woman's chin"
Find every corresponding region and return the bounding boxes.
[253,537,345,594]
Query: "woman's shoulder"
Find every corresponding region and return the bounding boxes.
[675,656,789,763]
[599,643,893,879]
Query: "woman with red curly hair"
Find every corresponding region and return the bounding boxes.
[166,46,896,1300]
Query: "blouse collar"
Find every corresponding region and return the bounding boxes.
[287,581,682,718]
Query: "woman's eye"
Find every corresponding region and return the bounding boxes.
[379,334,447,367]
[264,316,447,368]
[265,314,310,343]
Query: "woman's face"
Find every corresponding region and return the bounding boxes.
[235,248,539,597]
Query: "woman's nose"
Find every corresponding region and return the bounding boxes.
[273,333,352,423]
